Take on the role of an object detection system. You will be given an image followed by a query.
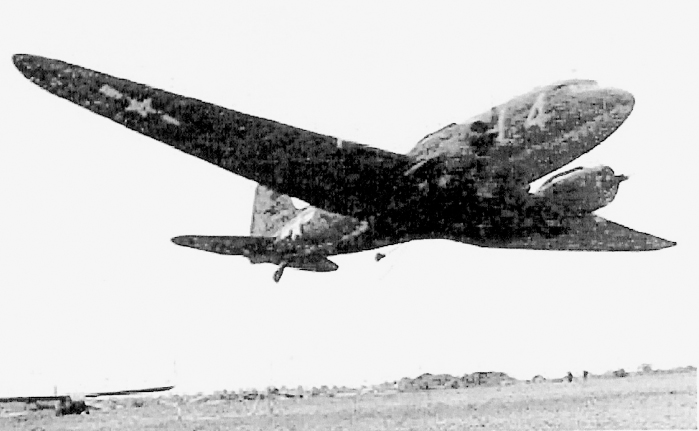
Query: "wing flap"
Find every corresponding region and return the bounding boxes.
[13,54,413,217]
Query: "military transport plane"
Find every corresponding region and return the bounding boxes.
[12,54,675,282]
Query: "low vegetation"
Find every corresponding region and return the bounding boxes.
[1,367,695,430]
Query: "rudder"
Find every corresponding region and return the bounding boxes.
[250,185,300,237]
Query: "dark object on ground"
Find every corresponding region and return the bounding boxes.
[55,399,89,416]
[613,369,629,378]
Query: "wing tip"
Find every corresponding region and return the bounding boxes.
[12,53,28,64]
[12,53,35,70]
[12,54,67,80]
[654,238,677,250]
[12,53,50,80]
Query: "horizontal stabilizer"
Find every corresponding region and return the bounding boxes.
[463,215,675,251]
[171,236,274,255]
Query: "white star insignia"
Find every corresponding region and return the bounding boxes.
[125,98,158,117]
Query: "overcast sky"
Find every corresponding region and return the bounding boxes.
[1,1,697,396]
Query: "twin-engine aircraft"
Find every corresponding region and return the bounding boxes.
[13,54,675,282]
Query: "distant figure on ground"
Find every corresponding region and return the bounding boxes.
[566,372,573,383]
[583,370,589,381]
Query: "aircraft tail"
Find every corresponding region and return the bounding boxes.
[250,185,300,237]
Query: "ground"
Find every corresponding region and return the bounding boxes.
[2,370,695,430]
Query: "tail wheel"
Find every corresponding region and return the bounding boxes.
[273,262,288,283]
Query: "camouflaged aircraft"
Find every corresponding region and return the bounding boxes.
[12,54,675,282]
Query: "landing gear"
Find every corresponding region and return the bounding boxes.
[273,262,288,283]
[375,253,386,262]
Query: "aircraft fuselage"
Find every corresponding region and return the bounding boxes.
[12,54,675,283]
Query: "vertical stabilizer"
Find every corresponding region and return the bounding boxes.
[250,185,300,237]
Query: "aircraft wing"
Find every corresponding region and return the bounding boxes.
[460,215,675,251]
[408,80,635,185]
[0,386,173,403]
[12,54,413,218]
[0,396,67,403]
[84,385,174,398]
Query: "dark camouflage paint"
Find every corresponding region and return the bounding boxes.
[535,166,627,214]
[12,54,411,219]
[458,214,673,251]
[407,80,634,182]
[12,54,676,280]
[171,235,340,272]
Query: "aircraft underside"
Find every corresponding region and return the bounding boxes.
[172,164,675,282]
[12,54,676,283]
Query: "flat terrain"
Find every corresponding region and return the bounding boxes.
[2,371,695,430]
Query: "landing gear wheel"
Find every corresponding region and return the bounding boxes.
[273,262,288,283]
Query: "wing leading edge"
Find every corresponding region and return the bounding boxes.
[84,385,174,398]
[12,54,412,218]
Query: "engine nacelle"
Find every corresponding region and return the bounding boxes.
[535,166,628,214]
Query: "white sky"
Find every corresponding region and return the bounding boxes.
[0,1,697,396]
